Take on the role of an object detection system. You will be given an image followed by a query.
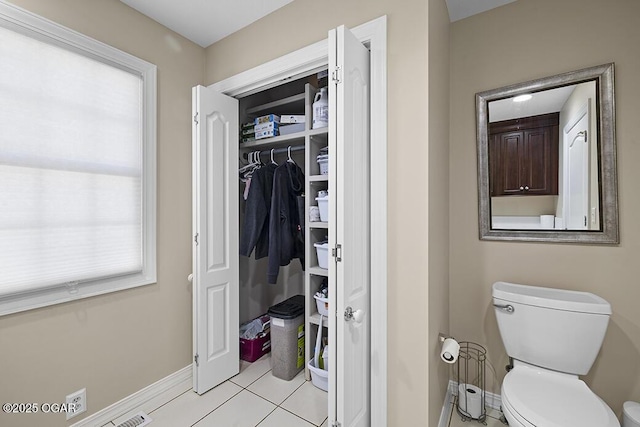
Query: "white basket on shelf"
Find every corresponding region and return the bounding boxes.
[314,294,329,316]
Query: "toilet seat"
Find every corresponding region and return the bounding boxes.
[502,365,619,427]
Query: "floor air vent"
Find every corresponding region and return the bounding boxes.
[115,412,152,427]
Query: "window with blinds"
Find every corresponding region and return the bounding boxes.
[0,2,157,315]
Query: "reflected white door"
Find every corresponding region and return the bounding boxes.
[192,85,239,394]
[564,109,589,230]
[329,25,371,427]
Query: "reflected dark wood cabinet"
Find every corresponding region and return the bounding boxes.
[489,112,559,197]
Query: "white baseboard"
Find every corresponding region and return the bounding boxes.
[437,382,458,427]
[437,380,503,427]
[71,365,192,427]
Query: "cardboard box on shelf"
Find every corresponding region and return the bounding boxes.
[255,129,279,139]
[254,114,280,125]
[254,121,279,132]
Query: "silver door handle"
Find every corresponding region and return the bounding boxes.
[493,303,514,313]
[344,306,364,323]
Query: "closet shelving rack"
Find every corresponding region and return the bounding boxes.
[238,82,329,380]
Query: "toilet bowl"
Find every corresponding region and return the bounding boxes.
[623,401,640,427]
[492,282,620,427]
[500,362,619,427]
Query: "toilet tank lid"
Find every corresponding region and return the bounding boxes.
[492,282,612,315]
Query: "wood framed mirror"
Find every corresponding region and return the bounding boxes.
[476,63,618,243]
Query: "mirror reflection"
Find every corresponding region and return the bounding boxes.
[488,81,598,231]
[476,63,618,244]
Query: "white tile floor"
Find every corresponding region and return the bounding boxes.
[447,396,507,427]
[102,354,328,427]
[99,356,511,427]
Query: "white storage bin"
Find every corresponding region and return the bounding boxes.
[314,294,329,316]
[317,154,329,175]
[315,195,329,222]
[314,242,329,269]
[308,358,328,392]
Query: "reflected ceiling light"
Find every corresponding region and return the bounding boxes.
[513,94,533,102]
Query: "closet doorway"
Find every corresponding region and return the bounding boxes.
[191,17,387,427]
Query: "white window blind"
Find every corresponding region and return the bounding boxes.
[0,3,156,314]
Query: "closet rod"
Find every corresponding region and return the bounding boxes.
[242,144,305,159]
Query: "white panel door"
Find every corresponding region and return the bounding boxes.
[328,25,371,427]
[192,85,239,394]
[564,111,589,230]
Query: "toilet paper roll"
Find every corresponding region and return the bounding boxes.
[440,338,460,364]
[540,215,555,229]
[458,383,483,419]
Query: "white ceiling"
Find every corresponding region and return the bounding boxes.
[120,0,516,49]
[120,0,294,48]
[489,85,576,122]
[445,0,518,22]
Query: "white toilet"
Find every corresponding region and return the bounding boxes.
[493,281,620,427]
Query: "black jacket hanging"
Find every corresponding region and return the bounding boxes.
[239,163,276,259]
[267,161,305,284]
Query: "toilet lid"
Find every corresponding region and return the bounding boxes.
[503,366,618,427]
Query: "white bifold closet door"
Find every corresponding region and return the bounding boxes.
[192,86,240,394]
[328,25,371,427]
[191,24,371,427]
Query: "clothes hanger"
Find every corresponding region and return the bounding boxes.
[287,146,295,164]
[270,148,278,165]
[238,152,255,174]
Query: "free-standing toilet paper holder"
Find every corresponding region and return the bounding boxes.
[456,341,487,423]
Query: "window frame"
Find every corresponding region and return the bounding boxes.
[0,0,157,316]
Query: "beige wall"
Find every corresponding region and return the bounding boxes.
[428,0,451,426]
[0,1,204,426]
[450,0,640,416]
[205,0,440,424]
[0,0,453,425]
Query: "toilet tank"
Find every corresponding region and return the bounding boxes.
[492,281,611,375]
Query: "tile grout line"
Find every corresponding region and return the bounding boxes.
[230,363,273,389]
[277,404,323,426]
[243,371,326,426]
[186,386,246,427]
[145,388,193,417]
[253,405,279,427]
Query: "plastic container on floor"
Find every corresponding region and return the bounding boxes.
[267,295,305,380]
[239,314,271,362]
[309,322,328,392]
[308,358,328,392]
